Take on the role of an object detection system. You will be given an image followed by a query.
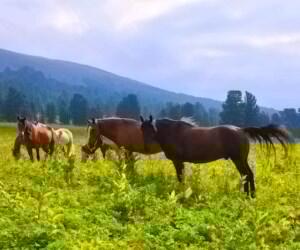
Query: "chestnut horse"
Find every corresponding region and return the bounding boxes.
[83,117,161,159]
[140,115,292,197]
[16,116,55,161]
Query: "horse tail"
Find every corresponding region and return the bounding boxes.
[242,124,293,157]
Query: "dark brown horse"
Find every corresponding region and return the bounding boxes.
[16,116,55,161]
[140,115,292,197]
[83,117,161,158]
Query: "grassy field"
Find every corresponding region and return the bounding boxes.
[0,124,299,249]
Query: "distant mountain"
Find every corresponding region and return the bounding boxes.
[0,48,222,111]
[0,48,278,116]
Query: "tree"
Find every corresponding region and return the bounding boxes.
[220,90,245,126]
[69,94,88,125]
[271,113,282,125]
[208,108,219,126]
[116,94,141,120]
[3,87,26,122]
[181,102,194,117]
[168,103,181,120]
[58,99,70,124]
[244,91,260,126]
[89,104,103,119]
[46,103,56,123]
[258,112,270,126]
[193,102,209,125]
[280,108,298,128]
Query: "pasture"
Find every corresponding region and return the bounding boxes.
[0,124,299,249]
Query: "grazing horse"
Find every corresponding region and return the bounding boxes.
[83,117,161,159]
[16,116,55,161]
[52,128,75,158]
[81,124,117,161]
[140,115,292,197]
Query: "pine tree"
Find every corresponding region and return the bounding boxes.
[46,103,56,123]
[193,102,209,125]
[69,94,88,125]
[89,104,103,119]
[181,102,194,117]
[271,113,281,125]
[116,94,141,120]
[220,90,245,126]
[3,87,26,122]
[244,91,260,126]
[58,99,70,124]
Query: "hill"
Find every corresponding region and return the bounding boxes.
[0,48,222,113]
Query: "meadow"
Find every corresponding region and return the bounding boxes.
[0,124,299,249]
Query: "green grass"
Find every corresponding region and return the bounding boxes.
[0,125,299,249]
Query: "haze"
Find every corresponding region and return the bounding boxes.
[1,0,299,109]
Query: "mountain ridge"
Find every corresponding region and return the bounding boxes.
[0,48,277,115]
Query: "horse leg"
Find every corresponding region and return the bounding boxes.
[232,159,255,197]
[26,146,34,162]
[36,148,40,161]
[100,145,107,159]
[244,161,255,198]
[49,140,55,157]
[42,145,50,160]
[172,160,184,182]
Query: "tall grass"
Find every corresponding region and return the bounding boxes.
[0,125,299,249]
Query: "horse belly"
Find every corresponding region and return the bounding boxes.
[56,134,68,145]
[35,130,52,145]
[182,141,226,163]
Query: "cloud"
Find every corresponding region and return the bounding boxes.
[45,7,89,35]
[0,0,300,109]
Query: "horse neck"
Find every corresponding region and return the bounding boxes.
[155,120,180,144]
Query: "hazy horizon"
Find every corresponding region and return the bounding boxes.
[1,0,300,109]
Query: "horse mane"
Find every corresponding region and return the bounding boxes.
[180,117,198,127]
[157,117,196,128]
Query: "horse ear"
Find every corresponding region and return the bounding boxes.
[17,116,26,122]
[92,118,96,124]
[140,116,144,123]
[149,115,153,123]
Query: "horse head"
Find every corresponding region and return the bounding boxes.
[16,116,28,138]
[140,115,157,152]
[86,118,102,151]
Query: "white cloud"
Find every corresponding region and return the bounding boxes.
[245,33,300,48]
[45,7,89,35]
[103,0,206,32]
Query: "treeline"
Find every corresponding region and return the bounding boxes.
[0,87,101,125]
[0,67,299,136]
[0,88,142,125]
[220,90,300,136]
[158,102,219,126]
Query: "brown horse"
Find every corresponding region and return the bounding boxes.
[16,116,55,161]
[140,115,292,197]
[84,117,161,159]
[12,132,53,161]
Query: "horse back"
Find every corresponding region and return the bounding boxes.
[172,126,248,162]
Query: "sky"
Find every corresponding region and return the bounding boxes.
[0,0,299,109]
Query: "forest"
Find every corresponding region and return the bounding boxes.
[0,67,299,137]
